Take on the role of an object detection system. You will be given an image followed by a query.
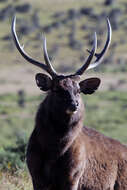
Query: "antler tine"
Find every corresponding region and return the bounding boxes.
[75,32,97,75]
[86,18,112,70]
[42,36,57,77]
[11,16,57,77]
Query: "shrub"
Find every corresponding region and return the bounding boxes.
[0,133,27,172]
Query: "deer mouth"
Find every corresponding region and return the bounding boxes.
[66,109,78,115]
[66,104,78,115]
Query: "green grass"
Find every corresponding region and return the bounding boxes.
[0,91,127,148]
[84,91,127,142]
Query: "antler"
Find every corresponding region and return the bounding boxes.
[74,18,112,75]
[86,18,112,71]
[11,16,57,78]
[75,32,97,75]
[12,16,112,78]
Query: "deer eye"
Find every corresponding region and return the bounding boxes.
[74,88,80,95]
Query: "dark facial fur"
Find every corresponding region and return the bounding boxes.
[51,77,80,114]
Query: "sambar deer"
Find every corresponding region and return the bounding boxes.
[12,16,127,190]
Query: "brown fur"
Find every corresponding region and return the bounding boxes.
[26,77,127,190]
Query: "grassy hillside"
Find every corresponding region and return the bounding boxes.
[0,0,127,71]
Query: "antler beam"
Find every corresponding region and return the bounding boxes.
[74,18,112,75]
[75,32,97,75]
[11,16,57,78]
[12,16,112,78]
[86,18,112,71]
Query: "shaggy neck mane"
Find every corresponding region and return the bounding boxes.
[38,94,84,131]
[35,93,84,157]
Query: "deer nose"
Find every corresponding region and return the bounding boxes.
[69,101,78,112]
[69,104,77,112]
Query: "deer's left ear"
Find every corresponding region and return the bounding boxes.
[79,78,101,94]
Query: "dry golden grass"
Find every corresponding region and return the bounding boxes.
[0,170,32,190]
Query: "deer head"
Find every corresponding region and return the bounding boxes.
[11,16,111,114]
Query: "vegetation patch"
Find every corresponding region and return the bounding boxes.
[0,91,127,173]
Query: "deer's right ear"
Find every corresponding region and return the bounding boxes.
[35,73,52,91]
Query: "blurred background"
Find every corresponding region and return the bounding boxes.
[0,0,127,189]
